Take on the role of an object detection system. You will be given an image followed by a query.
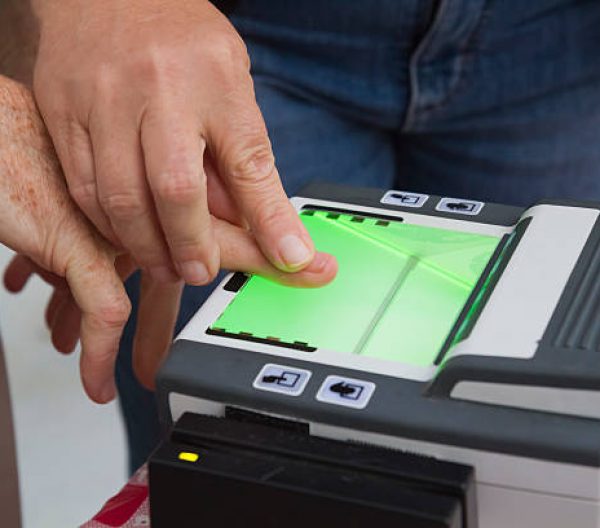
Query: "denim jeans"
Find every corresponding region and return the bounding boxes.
[116,0,600,473]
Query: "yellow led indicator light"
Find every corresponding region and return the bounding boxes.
[178,452,199,463]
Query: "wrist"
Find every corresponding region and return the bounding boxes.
[0,76,30,132]
[0,75,65,264]
[0,76,46,150]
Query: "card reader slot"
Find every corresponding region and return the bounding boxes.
[224,406,309,434]
[170,413,475,502]
[149,413,477,528]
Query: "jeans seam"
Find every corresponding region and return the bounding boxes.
[402,0,450,132]
[402,0,492,131]
[417,0,493,125]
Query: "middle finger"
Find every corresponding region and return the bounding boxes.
[91,104,177,283]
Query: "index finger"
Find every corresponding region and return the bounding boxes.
[214,217,338,287]
[207,84,316,273]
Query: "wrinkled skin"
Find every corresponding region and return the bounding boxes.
[0,76,132,403]
[0,75,337,403]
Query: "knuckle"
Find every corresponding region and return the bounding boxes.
[93,66,120,100]
[135,47,179,86]
[171,235,214,257]
[96,295,131,329]
[100,191,148,221]
[68,181,97,208]
[83,343,114,370]
[156,170,204,205]
[227,136,275,185]
[136,246,172,269]
[205,31,249,69]
[253,202,290,235]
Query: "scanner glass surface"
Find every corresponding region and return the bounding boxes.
[212,209,500,366]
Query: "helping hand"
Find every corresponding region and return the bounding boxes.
[33,0,321,286]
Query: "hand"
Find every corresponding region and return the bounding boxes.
[33,0,320,286]
[0,75,131,402]
[7,219,337,390]
[1,76,337,396]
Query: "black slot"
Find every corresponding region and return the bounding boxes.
[206,327,316,352]
[224,406,309,434]
[223,272,249,292]
[301,204,404,223]
[150,413,477,528]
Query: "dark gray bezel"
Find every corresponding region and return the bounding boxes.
[157,341,600,466]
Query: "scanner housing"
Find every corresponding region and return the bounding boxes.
[150,184,600,528]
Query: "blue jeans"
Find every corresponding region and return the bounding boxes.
[116,0,600,473]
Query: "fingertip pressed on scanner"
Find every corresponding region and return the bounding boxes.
[148,184,600,528]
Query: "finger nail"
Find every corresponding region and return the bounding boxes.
[149,265,178,283]
[179,261,210,285]
[278,234,313,270]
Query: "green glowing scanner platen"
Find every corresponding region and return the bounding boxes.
[210,209,499,368]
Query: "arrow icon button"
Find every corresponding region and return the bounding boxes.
[317,376,376,409]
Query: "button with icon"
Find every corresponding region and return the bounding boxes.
[381,190,429,208]
[436,197,484,216]
[316,375,376,409]
[253,364,311,396]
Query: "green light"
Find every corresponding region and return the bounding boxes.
[211,210,499,367]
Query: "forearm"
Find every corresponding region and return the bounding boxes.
[0,0,39,85]
[0,74,57,179]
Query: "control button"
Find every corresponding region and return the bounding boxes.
[316,375,376,409]
[436,197,484,216]
[253,364,311,396]
[381,190,429,208]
